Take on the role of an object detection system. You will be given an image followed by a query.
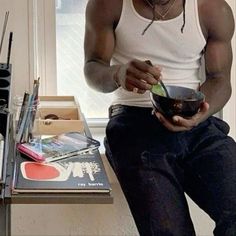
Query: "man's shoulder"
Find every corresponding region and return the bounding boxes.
[87,0,122,23]
[198,0,234,40]
[198,0,232,17]
[87,0,122,12]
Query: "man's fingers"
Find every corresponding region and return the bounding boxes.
[155,104,209,132]
[131,59,162,81]
[125,81,146,94]
[127,66,159,85]
[155,112,190,132]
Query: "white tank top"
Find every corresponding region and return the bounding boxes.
[111,0,206,107]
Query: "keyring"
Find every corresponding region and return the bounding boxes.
[44,114,59,120]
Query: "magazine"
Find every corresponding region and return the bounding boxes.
[12,152,111,193]
[17,132,100,163]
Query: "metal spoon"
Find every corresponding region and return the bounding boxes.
[145,60,170,98]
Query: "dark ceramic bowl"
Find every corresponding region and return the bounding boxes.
[150,85,205,117]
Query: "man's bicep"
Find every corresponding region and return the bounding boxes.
[203,0,234,80]
[204,39,233,80]
[84,27,115,65]
[84,1,116,65]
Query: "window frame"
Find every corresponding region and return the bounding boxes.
[30,0,57,96]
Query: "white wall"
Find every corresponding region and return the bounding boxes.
[223,0,236,139]
[0,0,31,98]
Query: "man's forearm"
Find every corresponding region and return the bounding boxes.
[84,61,120,93]
[200,77,232,118]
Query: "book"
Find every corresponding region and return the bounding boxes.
[12,151,111,193]
[17,132,100,163]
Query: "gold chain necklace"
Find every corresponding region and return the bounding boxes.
[144,0,177,20]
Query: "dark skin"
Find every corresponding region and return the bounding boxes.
[84,0,235,132]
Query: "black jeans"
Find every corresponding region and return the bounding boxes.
[104,105,236,236]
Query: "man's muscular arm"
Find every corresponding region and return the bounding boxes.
[200,0,235,119]
[155,0,235,132]
[84,0,160,93]
[84,0,121,93]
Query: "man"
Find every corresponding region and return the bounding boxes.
[84,0,236,235]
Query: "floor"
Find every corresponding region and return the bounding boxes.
[11,198,215,236]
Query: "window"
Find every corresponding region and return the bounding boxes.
[55,0,111,119]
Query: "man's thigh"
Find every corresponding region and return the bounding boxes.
[184,117,236,235]
[105,112,196,235]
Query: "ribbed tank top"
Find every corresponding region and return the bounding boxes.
[111,0,206,107]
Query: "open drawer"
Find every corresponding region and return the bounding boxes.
[35,96,85,135]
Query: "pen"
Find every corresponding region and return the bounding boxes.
[6,31,13,69]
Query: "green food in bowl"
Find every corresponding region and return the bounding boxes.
[151,84,166,97]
